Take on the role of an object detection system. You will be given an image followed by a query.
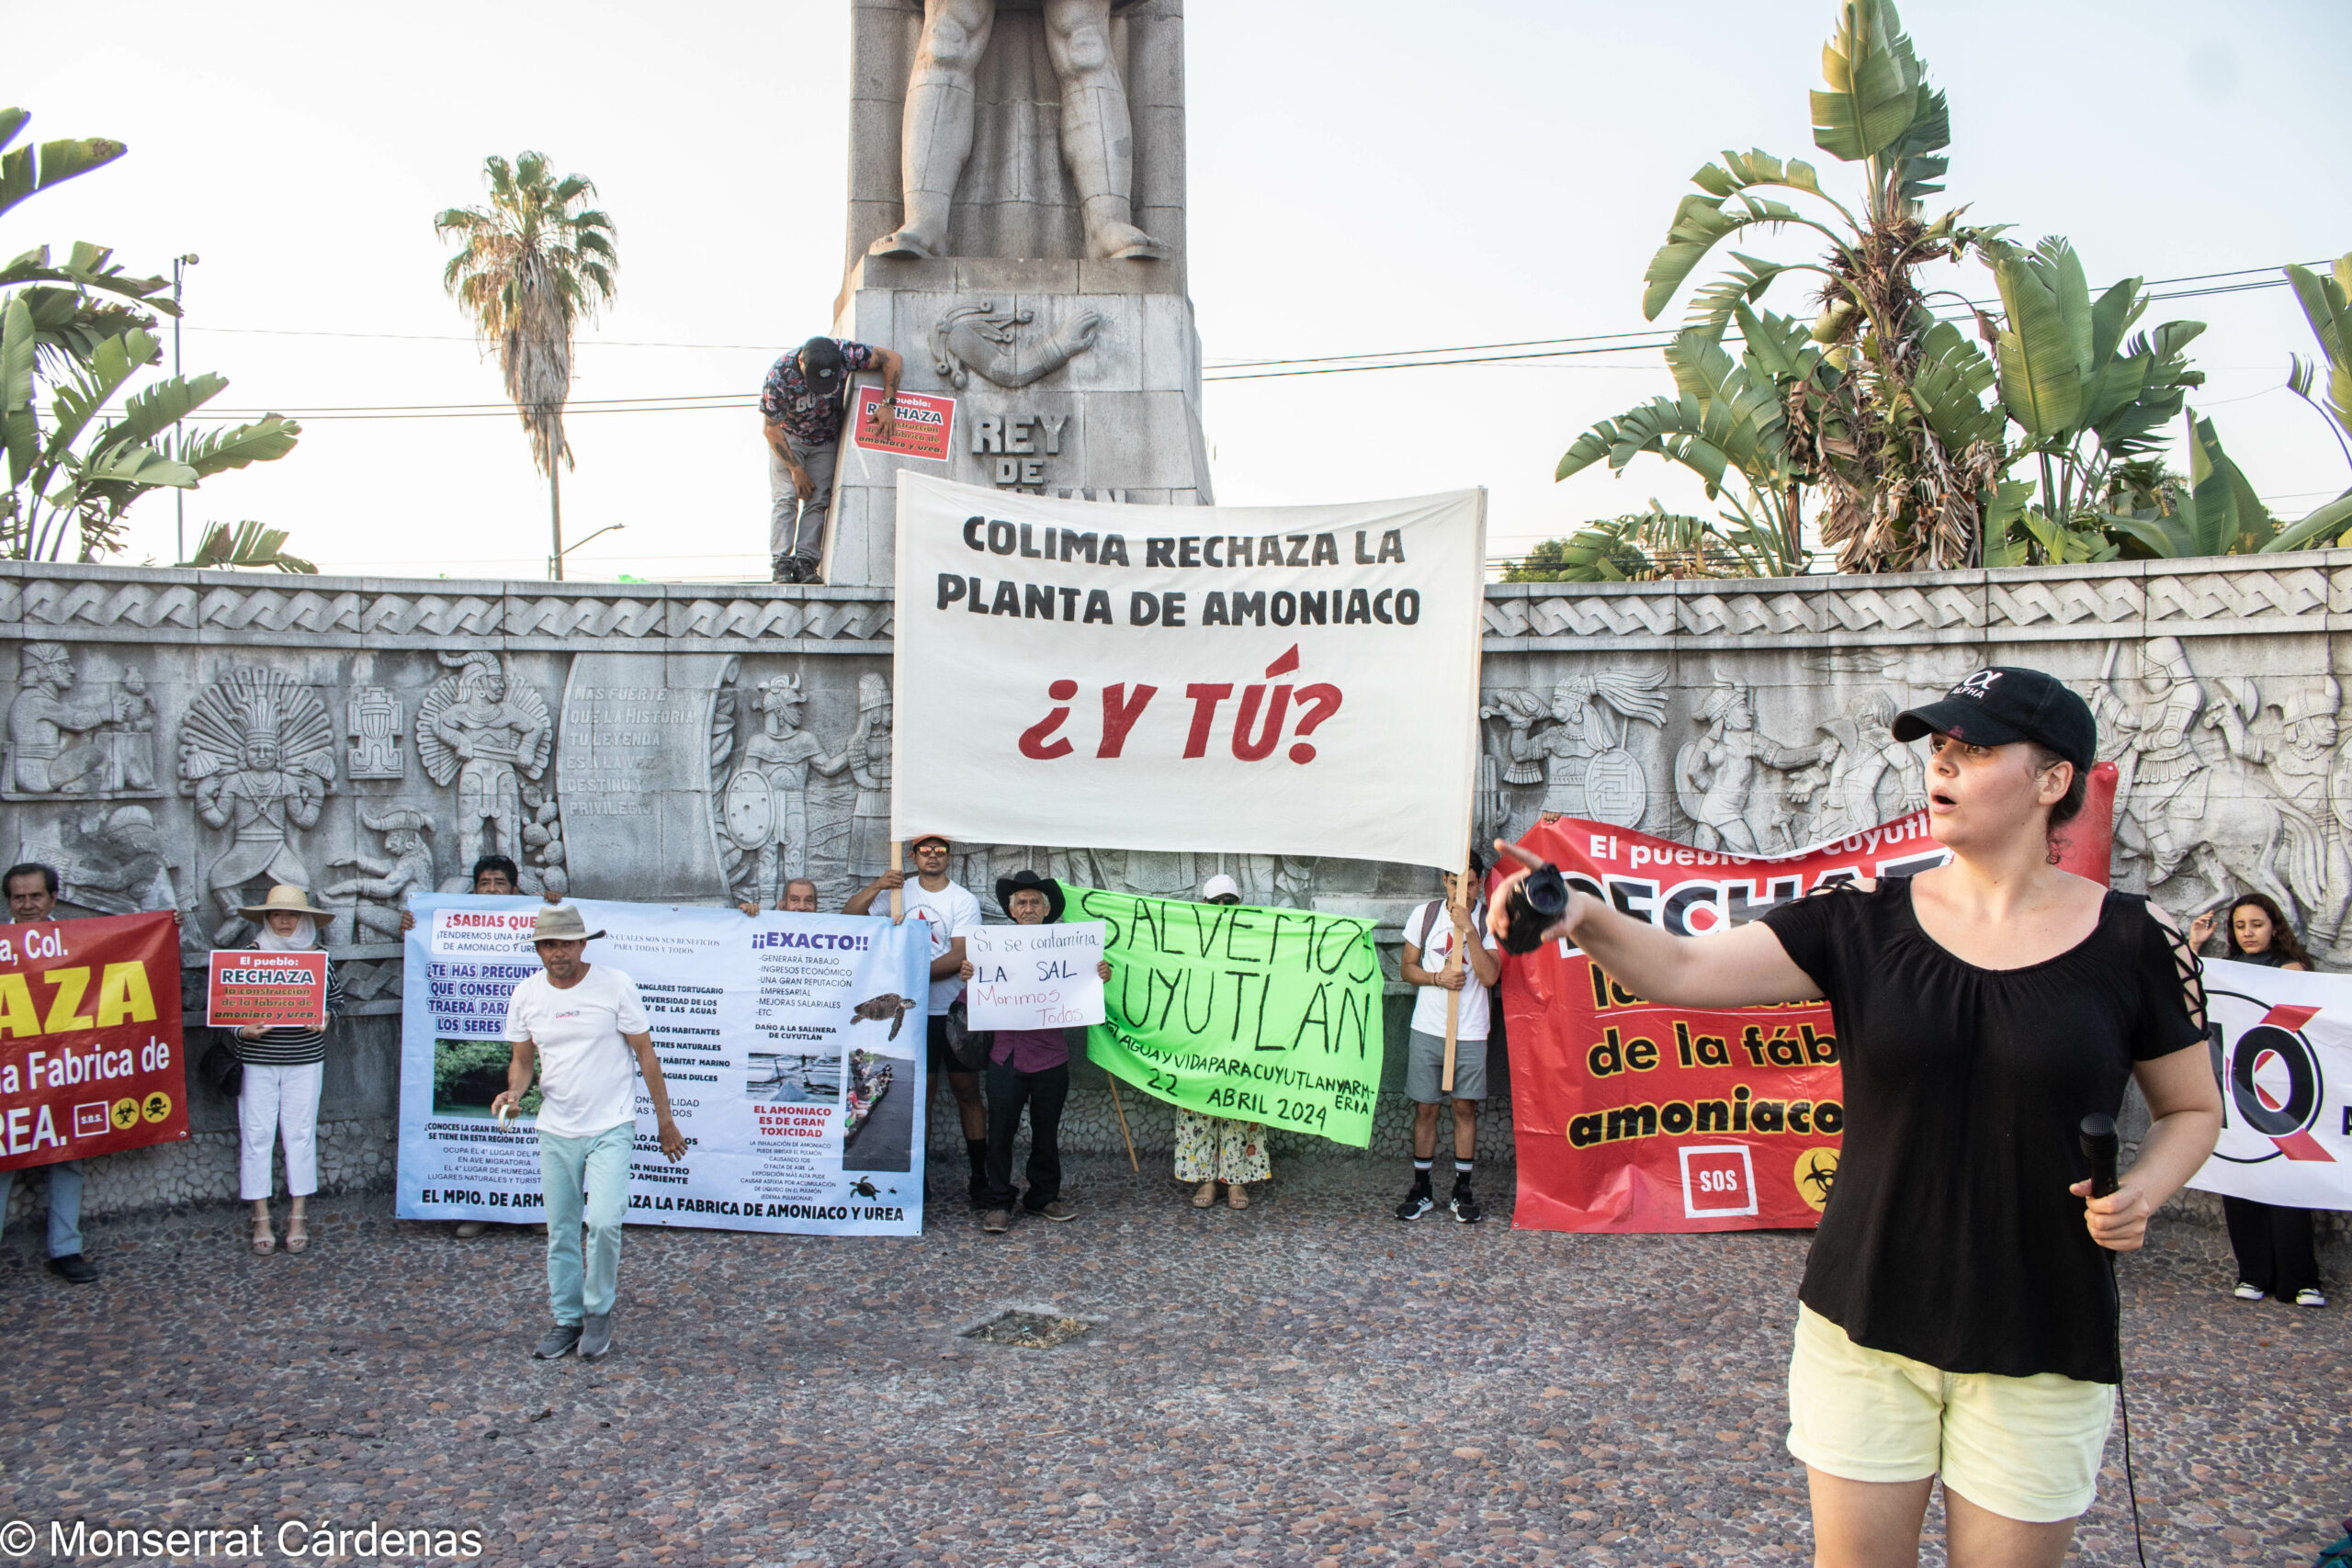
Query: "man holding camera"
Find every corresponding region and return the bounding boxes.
[760,335,905,584]
[1395,857,1500,1224]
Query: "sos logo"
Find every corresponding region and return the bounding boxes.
[2205,988,2334,1165]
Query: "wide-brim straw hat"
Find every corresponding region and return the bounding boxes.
[238,884,335,919]
[531,903,607,943]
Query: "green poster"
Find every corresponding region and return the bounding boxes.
[1074,886,1385,1148]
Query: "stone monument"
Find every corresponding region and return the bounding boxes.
[821,0,1212,587]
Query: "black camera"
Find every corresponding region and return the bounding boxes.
[1498,863,1570,955]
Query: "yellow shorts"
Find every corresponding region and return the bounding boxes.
[1785,1304,2115,1524]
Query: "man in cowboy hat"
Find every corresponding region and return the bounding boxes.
[847,832,989,1204]
[958,870,1110,1234]
[492,903,687,1362]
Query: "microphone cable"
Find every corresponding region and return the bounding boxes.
[2084,1112,2151,1568]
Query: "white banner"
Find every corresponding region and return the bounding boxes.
[891,473,1485,871]
[967,921,1105,1031]
[2186,957,2352,1210]
[395,897,932,1235]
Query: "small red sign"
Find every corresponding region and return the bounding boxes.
[849,386,956,461]
[1679,1145,1758,1219]
[207,950,329,1031]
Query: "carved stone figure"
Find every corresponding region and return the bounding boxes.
[324,807,435,942]
[834,673,895,880]
[8,643,114,795]
[417,652,552,874]
[22,804,173,916]
[2097,636,2211,885]
[1503,669,1670,829]
[110,667,157,792]
[1672,681,1826,855]
[1803,692,1927,842]
[722,675,839,904]
[178,669,335,943]
[346,686,406,780]
[933,302,1103,389]
[869,0,1166,263]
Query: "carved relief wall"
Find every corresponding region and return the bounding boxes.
[5,552,2348,1215]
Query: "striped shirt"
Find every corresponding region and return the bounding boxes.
[220,947,346,1066]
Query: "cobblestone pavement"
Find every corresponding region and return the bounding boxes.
[1,1158,2343,1567]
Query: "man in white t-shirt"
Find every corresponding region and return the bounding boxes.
[846,833,987,1201]
[492,903,686,1362]
[1396,855,1501,1224]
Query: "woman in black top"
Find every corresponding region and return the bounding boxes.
[1494,667,2221,1568]
[2189,892,2327,1308]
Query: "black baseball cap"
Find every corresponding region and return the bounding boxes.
[1892,667,2096,773]
[799,336,846,388]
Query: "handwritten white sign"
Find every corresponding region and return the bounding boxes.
[967,921,1106,1031]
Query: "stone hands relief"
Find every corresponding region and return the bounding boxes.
[417,651,555,890]
[177,666,337,945]
[2083,636,2352,958]
[933,301,1102,390]
[7,641,161,799]
[868,0,1166,264]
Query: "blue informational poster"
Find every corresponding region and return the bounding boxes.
[395,896,930,1235]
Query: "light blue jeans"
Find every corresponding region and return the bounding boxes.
[0,1159,84,1258]
[538,1123,631,1323]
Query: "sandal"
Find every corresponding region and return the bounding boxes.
[284,1215,309,1255]
[1227,1183,1250,1211]
[1191,1180,1216,1208]
[250,1215,276,1256]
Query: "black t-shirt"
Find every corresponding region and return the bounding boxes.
[1760,878,2202,1383]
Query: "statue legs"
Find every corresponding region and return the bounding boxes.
[871,0,1164,264]
[869,0,997,260]
[1045,0,1164,261]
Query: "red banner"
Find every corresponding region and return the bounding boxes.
[207,949,328,1030]
[0,911,187,1172]
[1500,814,1950,1233]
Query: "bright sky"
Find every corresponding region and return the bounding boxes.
[16,0,2352,581]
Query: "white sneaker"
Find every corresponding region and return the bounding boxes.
[2232,1281,2267,1302]
[2294,1288,2328,1309]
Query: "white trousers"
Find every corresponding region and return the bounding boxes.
[239,1061,323,1201]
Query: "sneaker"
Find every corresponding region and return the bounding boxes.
[2294,1288,2328,1309]
[2233,1280,2267,1302]
[981,1209,1011,1234]
[532,1322,582,1359]
[1395,1186,1434,1222]
[1450,1185,1484,1224]
[46,1253,98,1284]
[578,1313,613,1361]
[1036,1200,1077,1222]
[771,556,795,583]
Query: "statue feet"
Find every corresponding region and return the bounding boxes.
[1088,220,1167,262]
[867,228,940,261]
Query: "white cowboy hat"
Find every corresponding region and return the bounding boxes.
[530,904,607,943]
[237,884,335,919]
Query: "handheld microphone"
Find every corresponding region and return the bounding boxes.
[2079,1112,2119,1199]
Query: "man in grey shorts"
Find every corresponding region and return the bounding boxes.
[1395,855,1500,1224]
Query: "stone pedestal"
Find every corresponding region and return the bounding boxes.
[822,255,1212,585]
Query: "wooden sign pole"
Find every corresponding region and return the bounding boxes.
[1441,488,1489,1097]
[888,840,904,923]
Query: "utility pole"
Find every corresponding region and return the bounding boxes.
[171,255,198,565]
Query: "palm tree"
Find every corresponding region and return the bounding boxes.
[435,152,616,580]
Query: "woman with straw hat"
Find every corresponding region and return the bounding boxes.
[222,885,345,1256]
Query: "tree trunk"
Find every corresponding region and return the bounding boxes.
[549,464,564,581]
